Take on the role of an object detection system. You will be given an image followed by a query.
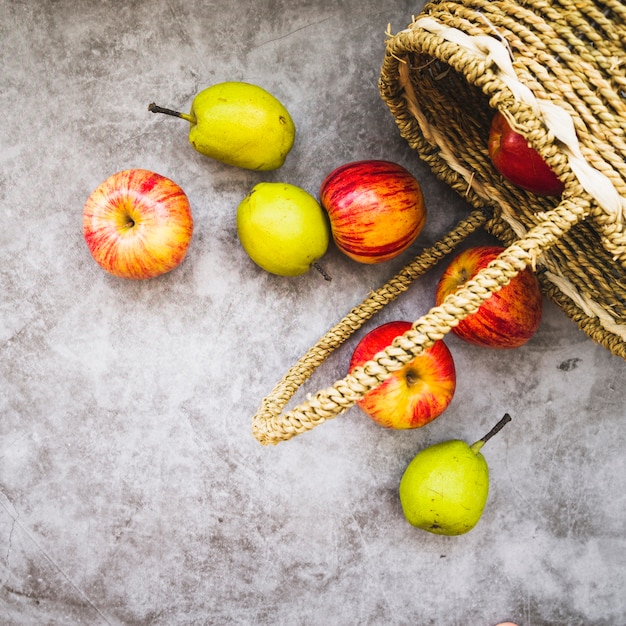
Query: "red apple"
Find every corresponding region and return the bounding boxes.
[83,169,193,279]
[488,111,564,196]
[348,321,456,429]
[319,160,426,263]
[435,246,543,348]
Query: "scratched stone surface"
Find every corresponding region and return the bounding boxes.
[1,1,625,625]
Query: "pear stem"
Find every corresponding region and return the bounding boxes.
[480,413,512,446]
[148,102,196,125]
[312,262,332,282]
[469,413,511,454]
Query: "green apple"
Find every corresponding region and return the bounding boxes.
[399,414,511,535]
[236,182,331,278]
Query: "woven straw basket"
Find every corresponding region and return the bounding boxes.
[252,0,626,446]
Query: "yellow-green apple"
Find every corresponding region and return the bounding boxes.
[83,169,193,279]
[348,321,456,429]
[435,245,543,348]
[488,111,564,196]
[236,182,330,278]
[319,160,426,263]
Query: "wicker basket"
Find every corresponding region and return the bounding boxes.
[252,0,626,446]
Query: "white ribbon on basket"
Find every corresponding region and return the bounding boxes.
[412,16,626,225]
[401,15,626,341]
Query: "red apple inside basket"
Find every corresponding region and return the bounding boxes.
[435,246,543,349]
[348,321,456,429]
[83,169,194,279]
[488,111,565,197]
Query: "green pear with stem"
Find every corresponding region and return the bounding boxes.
[399,413,512,535]
[149,82,295,171]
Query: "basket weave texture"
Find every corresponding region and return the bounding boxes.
[251,0,626,446]
[379,0,626,351]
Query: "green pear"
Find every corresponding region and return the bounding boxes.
[149,82,295,171]
[399,414,511,535]
[237,182,331,278]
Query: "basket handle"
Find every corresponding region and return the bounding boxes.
[251,198,587,445]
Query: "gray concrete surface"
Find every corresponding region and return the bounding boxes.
[1,1,624,624]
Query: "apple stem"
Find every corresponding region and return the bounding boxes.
[148,102,196,125]
[470,413,511,454]
[312,262,332,282]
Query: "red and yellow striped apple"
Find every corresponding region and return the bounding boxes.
[83,169,193,279]
[319,160,426,263]
[488,111,564,196]
[348,321,456,429]
[435,246,543,348]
